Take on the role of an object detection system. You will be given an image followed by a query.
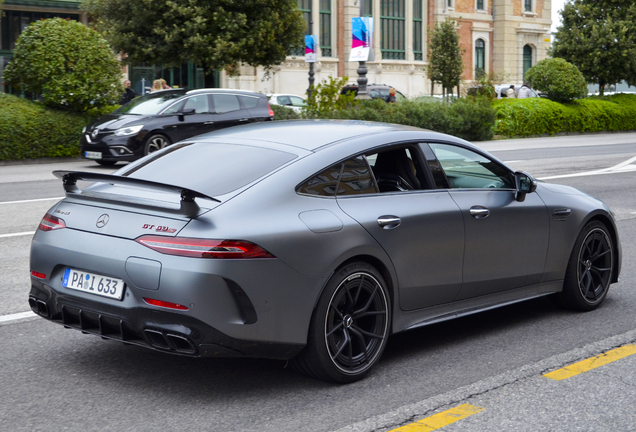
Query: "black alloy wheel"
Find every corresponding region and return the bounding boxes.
[291,262,390,383]
[144,134,171,155]
[560,221,613,311]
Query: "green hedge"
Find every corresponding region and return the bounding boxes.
[319,97,496,141]
[0,93,114,161]
[493,94,636,138]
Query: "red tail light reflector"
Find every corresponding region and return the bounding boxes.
[267,102,275,118]
[135,235,275,259]
[31,270,46,279]
[38,213,66,231]
[143,298,189,310]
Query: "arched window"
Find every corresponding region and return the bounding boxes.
[475,39,485,78]
[523,45,533,79]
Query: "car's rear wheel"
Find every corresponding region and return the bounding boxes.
[144,134,171,155]
[291,261,390,383]
[559,221,613,311]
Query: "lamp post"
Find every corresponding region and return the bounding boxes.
[307,18,315,101]
[356,0,370,100]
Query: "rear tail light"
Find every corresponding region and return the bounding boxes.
[135,235,275,259]
[38,213,66,231]
[31,270,46,279]
[267,102,275,118]
[143,298,189,310]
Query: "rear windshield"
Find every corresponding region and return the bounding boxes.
[114,90,185,115]
[120,142,297,197]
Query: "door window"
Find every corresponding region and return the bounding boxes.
[212,94,241,114]
[428,143,513,189]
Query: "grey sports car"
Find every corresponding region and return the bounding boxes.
[29,120,621,383]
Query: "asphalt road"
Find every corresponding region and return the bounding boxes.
[1,133,636,431]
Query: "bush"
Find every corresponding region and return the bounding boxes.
[321,97,496,141]
[0,93,106,161]
[525,58,587,103]
[305,76,358,117]
[3,18,123,113]
[493,93,636,137]
[271,104,302,120]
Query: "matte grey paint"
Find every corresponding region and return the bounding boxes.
[30,120,622,361]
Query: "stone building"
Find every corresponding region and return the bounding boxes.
[225,0,553,97]
[1,0,553,97]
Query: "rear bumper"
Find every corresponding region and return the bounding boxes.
[29,283,304,359]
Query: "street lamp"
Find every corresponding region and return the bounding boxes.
[356,0,370,100]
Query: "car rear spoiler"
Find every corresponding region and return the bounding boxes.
[53,171,219,217]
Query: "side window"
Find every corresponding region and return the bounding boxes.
[428,143,514,189]
[212,94,241,114]
[367,147,426,192]
[336,156,378,196]
[289,96,307,107]
[162,100,186,115]
[239,95,259,109]
[297,164,343,196]
[182,95,210,114]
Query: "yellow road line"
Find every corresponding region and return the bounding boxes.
[388,403,484,432]
[543,344,636,381]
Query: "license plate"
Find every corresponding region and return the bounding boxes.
[85,151,102,159]
[62,268,125,300]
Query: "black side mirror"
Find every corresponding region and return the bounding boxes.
[514,171,537,202]
[180,108,196,116]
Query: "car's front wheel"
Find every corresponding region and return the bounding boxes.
[559,220,613,311]
[291,261,390,383]
[144,134,171,155]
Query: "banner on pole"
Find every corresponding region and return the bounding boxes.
[305,35,317,63]
[349,17,374,62]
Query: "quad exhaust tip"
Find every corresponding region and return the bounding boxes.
[144,329,197,354]
[29,297,49,318]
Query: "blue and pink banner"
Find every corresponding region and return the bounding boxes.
[305,35,317,63]
[349,17,374,61]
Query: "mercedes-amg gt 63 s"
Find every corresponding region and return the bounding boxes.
[29,120,621,383]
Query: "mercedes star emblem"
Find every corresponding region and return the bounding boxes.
[96,214,110,228]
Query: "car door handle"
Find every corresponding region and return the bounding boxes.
[204,121,215,125]
[239,118,249,122]
[469,206,490,219]
[377,216,401,229]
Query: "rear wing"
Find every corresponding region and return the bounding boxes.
[53,171,219,217]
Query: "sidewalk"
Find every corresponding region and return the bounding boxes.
[336,328,636,432]
[478,131,636,153]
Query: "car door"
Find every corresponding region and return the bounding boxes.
[160,94,216,142]
[210,93,252,130]
[333,146,465,311]
[424,143,550,300]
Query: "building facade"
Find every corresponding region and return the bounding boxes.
[224,0,553,97]
[1,0,552,97]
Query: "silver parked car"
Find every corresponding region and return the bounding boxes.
[29,120,621,383]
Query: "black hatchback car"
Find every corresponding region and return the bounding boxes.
[80,88,274,165]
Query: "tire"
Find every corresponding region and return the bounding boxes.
[558,221,613,311]
[291,261,391,383]
[96,160,117,167]
[144,134,171,155]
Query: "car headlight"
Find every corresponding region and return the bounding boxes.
[82,126,86,133]
[114,125,144,136]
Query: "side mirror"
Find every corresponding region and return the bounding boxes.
[179,108,196,116]
[514,171,537,202]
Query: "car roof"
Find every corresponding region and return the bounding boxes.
[193,119,458,152]
[186,88,264,96]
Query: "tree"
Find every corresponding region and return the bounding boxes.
[525,58,587,102]
[82,0,306,88]
[426,18,464,99]
[4,18,123,112]
[551,0,636,95]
